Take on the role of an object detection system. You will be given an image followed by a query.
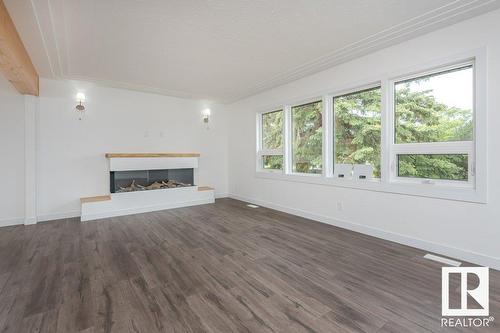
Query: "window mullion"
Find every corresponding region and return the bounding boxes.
[323,95,333,178]
[284,105,292,175]
[393,142,473,154]
[260,149,283,156]
[256,112,263,171]
[381,79,391,184]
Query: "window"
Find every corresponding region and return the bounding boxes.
[397,154,468,181]
[259,110,283,170]
[392,64,474,183]
[255,52,485,202]
[291,100,323,174]
[334,87,381,178]
[262,110,283,150]
[395,66,473,144]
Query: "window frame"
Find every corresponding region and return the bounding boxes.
[255,48,487,203]
[257,109,284,173]
[387,60,476,187]
[332,84,382,180]
[290,98,324,176]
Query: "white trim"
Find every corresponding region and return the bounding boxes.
[23,194,227,223]
[0,217,24,228]
[472,47,488,203]
[109,157,198,172]
[28,0,500,102]
[81,186,215,221]
[82,199,213,222]
[229,1,500,103]
[37,210,81,222]
[24,96,38,225]
[390,59,474,84]
[215,192,229,199]
[391,142,473,154]
[322,95,331,177]
[24,217,37,225]
[381,79,390,184]
[29,0,55,77]
[228,193,500,270]
[255,171,483,203]
[33,195,225,223]
[284,105,292,174]
[255,112,262,171]
[258,149,283,156]
[331,82,381,100]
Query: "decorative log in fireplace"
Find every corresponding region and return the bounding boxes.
[110,168,194,193]
[116,179,191,193]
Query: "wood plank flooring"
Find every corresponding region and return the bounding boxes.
[0,198,498,333]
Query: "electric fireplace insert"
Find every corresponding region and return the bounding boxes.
[110,168,194,193]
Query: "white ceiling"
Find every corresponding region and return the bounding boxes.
[5,0,500,103]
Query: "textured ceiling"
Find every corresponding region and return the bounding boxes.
[5,0,500,102]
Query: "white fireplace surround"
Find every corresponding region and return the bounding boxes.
[80,153,214,221]
[109,156,199,172]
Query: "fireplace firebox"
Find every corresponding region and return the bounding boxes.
[110,168,194,193]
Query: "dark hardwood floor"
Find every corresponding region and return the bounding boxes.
[0,198,498,333]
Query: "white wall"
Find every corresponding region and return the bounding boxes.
[227,10,500,269]
[36,78,228,221]
[0,75,25,226]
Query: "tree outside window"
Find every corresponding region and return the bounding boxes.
[292,101,323,174]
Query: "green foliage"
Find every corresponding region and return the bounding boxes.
[395,83,473,144]
[292,101,323,173]
[398,154,468,180]
[262,111,283,149]
[334,88,381,177]
[261,79,472,181]
[263,155,283,170]
[395,80,472,180]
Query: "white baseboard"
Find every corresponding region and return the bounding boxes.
[0,217,24,227]
[24,217,37,225]
[229,193,500,271]
[26,192,221,223]
[37,211,81,222]
[82,198,214,222]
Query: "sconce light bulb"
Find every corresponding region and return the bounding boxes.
[76,92,86,102]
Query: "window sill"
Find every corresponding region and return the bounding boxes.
[255,171,486,203]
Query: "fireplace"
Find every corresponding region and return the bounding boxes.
[80,153,214,222]
[110,168,194,193]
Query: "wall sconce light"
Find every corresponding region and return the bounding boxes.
[75,92,86,120]
[202,108,211,128]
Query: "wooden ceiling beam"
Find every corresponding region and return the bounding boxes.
[0,0,38,96]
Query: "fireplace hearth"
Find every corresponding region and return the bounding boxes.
[110,168,194,193]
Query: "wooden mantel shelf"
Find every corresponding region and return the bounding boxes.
[198,186,214,191]
[80,195,111,204]
[105,153,200,158]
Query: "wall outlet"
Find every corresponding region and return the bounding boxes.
[336,201,343,211]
